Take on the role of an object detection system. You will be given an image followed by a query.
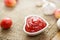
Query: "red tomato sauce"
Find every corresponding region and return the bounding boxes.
[25,16,46,32]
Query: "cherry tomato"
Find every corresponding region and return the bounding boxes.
[4,0,16,7]
[1,18,12,29]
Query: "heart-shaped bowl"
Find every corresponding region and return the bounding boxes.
[23,15,49,36]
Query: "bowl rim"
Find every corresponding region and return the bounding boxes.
[23,15,49,35]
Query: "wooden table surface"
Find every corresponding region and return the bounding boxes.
[0,0,60,40]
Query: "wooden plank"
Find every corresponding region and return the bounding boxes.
[52,31,60,40]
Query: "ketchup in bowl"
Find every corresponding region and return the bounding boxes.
[25,16,47,33]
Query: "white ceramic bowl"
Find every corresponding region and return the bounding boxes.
[23,15,49,36]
